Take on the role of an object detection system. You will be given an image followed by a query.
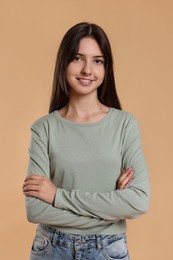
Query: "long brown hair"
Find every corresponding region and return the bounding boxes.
[49,22,122,113]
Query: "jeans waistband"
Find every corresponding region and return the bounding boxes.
[38,224,126,251]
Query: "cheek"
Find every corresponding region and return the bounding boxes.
[66,65,75,83]
[98,67,105,81]
[66,65,72,77]
[66,63,80,74]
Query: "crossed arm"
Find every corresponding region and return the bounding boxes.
[23,117,149,226]
[23,168,133,205]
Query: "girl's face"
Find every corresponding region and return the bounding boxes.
[66,37,105,97]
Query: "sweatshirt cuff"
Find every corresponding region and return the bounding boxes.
[54,188,64,209]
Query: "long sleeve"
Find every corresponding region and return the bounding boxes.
[25,119,113,228]
[26,197,113,228]
[54,118,150,221]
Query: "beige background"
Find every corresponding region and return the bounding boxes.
[0,0,172,259]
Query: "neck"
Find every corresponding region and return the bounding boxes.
[59,92,109,122]
[69,98,101,116]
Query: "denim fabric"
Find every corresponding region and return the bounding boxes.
[30,224,130,260]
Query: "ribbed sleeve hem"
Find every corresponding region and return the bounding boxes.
[54,188,64,209]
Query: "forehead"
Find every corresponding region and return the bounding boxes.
[78,37,103,56]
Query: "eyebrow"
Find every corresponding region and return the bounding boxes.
[76,53,105,59]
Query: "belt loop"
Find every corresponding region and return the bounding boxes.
[52,230,58,247]
[96,235,102,250]
[74,236,77,252]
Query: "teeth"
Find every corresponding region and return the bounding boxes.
[80,79,92,83]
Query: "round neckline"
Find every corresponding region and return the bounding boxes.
[54,107,113,127]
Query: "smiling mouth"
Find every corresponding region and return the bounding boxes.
[77,78,94,83]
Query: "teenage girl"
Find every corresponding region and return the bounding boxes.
[23,22,150,260]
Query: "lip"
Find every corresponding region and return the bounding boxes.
[77,77,94,81]
[76,77,94,86]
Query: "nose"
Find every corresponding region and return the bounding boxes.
[81,60,92,75]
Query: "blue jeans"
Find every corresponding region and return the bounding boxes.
[30,224,130,260]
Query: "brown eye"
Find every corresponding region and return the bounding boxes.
[73,55,83,62]
[94,59,104,64]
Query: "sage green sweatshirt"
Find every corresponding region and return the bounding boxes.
[25,108,150,235]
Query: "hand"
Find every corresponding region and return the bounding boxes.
[22,174,57,204]
[117,168,133,190]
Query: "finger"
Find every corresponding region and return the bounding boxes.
[23,190,39,197]
[22,179,41,188]
[23,183,40,192]
[120,167,133,178]
[24,174,44,182]
[120,169,126,174]
[120,170,133,186]
[118,171,133,190]
[124,178,133,189]
[118,168,133,184]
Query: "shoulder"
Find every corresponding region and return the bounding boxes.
[109,109,142,146]
[109,108,141,136]
[30,111,57,135]
[110,108,138,126]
